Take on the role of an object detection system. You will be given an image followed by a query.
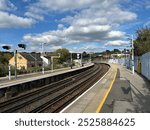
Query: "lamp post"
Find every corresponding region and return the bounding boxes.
[15,44,26,79]
[126,35,134,74]
[41,43,46,74]
[2,45,11,80]
[2,44,26,79]
[125,49,127,68]
[131,35,134,74]
[14,49,17,79]
[81,52,83,66]
[70,52,73,69]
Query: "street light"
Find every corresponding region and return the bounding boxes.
[2,44,26,79]
[14,44,26,79]
[126,35,134,74]
[2,45,11,80]
[2,46,11,50]
[18,44,26,49]
[131,35,134,74]
[41,43,46,74]
[81,52,83,66]
[70,52,73,69]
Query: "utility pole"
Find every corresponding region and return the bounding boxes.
[1,45,11,80]
[2,44,26,80]
[70,52,73,69]
[126,34,134,74]
[41,43,46,74]
[14,49,17,79]
[81,53,83,66]
[131,35,134,74]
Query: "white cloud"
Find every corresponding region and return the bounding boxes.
[64,25,111,36]
[57,24,65,30]
[66,43,106,53]
[23,0,137,51]
[27,44,62,52]
[0,0,35,28]
[25,11,44,21]
[105,40,129,46]
[107,31,125,39]
[0,0,16,11]
[28,0,101,12]
[0,11,35,28]
[62,5,136,26]
[23,32,67,45]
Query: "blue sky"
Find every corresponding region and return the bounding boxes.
[0,0,150,53]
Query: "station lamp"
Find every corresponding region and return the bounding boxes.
[18,44,26,50]
[2,45,11,50]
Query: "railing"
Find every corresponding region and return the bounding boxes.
[108,51,150,80]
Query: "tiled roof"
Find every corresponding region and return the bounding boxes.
[20,53,42,62]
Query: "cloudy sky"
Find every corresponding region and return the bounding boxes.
[0,0,150,53]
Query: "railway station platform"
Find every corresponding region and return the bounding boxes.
[61,63,150,113]
[101,64,150,113]
[0,63,94,97]
[61,63,117,113]
[0,64,93,88]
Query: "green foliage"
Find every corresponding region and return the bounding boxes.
[102,49,121,55]
[113,49,121,54]
[0,65,8,77]
[0,52,13,77]
[134,28,150,56]
[55,48,70,63]
[26,66,42,73]
[0,52,12,64]
[0,65,15,77]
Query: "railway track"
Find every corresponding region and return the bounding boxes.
[0,63,109,113]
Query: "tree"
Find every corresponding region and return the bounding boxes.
[55,48,70,63]
[113,49,121,54]
[0,52,12,65]
[105,50,111,54]
[82,51,89,59]
[134,27,150,56]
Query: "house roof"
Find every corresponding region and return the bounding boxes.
[20,53,42,62]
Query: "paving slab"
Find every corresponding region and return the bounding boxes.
[101,64,150,113]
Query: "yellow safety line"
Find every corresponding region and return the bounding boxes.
[96,65,117,113]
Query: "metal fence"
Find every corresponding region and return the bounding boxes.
[141,52,150,80]
[108,51,150,80]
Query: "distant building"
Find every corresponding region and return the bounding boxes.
[111,53,130,58]
[9,52,43,69]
